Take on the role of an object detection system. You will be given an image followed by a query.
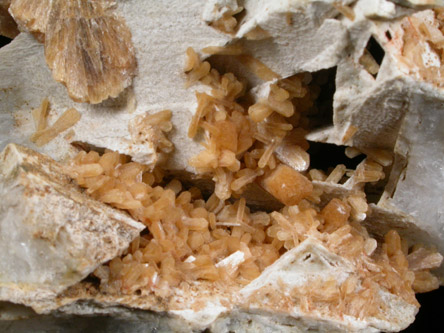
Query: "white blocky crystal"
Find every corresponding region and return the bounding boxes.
[238,238,417,333]
[208,0,352,86]
[236,0,352,75]
[0,144,144,306]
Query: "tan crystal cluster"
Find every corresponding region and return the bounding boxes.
[29,98,81,147]
[48,39,436,327]
[183,47,392,220]
[9,0,136,104]
[60,28,444,328]
[128,110,174,168]
[399,9,444,86]
[68,148,426,310]
[61,44,442,306]
[185,47,316,202]
[63,142,442,332]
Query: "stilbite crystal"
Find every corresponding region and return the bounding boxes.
[9,0,137,104]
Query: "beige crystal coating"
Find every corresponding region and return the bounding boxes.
[9,0,136,104]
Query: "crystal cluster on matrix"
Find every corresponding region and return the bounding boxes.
[67,48,441,316]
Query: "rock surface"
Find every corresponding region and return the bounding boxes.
[206,0,352,88]
[306,6,444,278]
[0,0,354,172]
[0,144,144,306]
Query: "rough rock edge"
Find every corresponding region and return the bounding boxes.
[306,5,444,278]
[0,143,145,306]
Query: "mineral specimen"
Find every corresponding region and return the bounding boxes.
[14,146,433,331]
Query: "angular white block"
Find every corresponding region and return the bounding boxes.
[0,144,144,306]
